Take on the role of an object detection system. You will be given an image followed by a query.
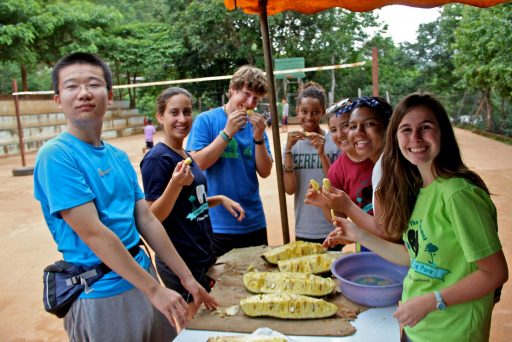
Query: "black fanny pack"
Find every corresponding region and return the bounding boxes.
[43,243,141,318]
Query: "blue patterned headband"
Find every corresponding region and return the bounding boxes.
[336,96,392,120]
[327,98,351,115]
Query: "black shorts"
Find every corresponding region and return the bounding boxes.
[155,258,213,303]
[146,141,154,149]
[212,228,268,257]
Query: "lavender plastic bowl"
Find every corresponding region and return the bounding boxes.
[331,252,409,307]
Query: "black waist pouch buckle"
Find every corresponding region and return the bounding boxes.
[43,260,105,318]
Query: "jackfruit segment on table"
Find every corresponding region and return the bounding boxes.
[261,241,325,264]
[277,253,336,274]
[240,293,338,319]
[243,271,335,296]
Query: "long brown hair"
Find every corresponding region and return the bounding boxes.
[376,93,489,238]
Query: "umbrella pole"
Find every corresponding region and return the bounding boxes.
[259,0,290,244]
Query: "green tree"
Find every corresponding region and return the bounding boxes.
[453,3,512,130]
[0,0,42,90]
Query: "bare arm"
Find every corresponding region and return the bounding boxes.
[322,188,396,241]
[135,200,218,310]
[283,152,297,195]
[250,114,273,178]
[326,217,410,266]
[394,250,508,328]
[308,132,330,175]
[61,201,190,328]
[207,195,245,222]
[147,161,193,222]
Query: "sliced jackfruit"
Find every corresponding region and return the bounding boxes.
[240,293,338,319]
[207,336,286,342]
[277,253,336,274]
[322,178,331,192]
[310,179,320,191]
[243,271,335,296]
[262,241,325,264]
[184,157,192,165]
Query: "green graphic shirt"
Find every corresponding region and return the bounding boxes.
[403,177,501,342]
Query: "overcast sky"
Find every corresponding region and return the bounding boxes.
[375,5,441,43]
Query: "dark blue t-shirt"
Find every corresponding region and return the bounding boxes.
[140,143,214,267]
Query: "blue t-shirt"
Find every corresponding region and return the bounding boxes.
[34,132,149,298]
[186,107,272,234]
[140,143,214,267]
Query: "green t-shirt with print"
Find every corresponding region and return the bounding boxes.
[402,177,501,342]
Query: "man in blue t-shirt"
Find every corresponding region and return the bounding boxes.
[34,52,217,341]
[186,65,273,257]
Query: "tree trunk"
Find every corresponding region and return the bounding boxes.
[127,71,134,108]
[20,64,28,91]
[483,89,493,131]
[130,73,137,109]
[115,61,123,99]
[329,55,335,106]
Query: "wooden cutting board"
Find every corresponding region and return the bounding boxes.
[187,245,366,336]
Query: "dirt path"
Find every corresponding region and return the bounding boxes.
[0,127,510,341]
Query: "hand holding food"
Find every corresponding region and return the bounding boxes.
[310,179,320,191]
[322,178,331,192]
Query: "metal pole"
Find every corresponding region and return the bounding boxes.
[372,47,379,96]
[259,0,290,244]
[12,79,26,167]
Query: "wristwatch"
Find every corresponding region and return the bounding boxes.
[434,291,446,310]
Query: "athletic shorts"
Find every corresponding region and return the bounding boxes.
[64,265,176,342]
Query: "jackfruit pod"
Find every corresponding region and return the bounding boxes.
[240,293,338,319]
[322,178,331,192]
[277,253,336,274]
[243,271,335,296]
[262,241,325,264]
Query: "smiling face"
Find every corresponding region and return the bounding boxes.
[348,106,386,162]
[229,86,262,110]
[397,106,441,180]
[328,113,351,152]
[157,93,193,147]
[54,63,112,133]
[296,97,324,133]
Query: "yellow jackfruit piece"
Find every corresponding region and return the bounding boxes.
[240,293,338,319]
[322,178,331,192]
[277,253,336,274]
[243,271,335,296]
[262,241,325,264]
[184,157,192,165]
[310,179,320,191]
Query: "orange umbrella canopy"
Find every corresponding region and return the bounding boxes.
[224,0,508,15]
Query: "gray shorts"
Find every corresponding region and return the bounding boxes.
[64,266,176,342]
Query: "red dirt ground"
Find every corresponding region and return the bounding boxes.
[0,126,510,341]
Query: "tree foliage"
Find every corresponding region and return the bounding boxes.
[1,1,510,134]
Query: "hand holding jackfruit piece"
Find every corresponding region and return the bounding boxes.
[277,253,336,274]
[262,241,326,264]
[243,271,335,296]
[322,178,331,192]
[310,179,320,191]
[240,293,338,319]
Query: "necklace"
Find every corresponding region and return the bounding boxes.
[163,141,187,159]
